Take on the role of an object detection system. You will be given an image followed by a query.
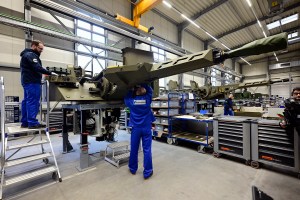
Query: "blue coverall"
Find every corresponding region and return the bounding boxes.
[224,97,234,116]
[20,49,51,127]
[124,84,155,178]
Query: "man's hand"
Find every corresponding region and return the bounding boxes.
[279,119,287,129]
[51,72,59,76]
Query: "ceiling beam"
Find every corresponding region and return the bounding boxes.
[206,2,300,44]
[178,0,228,30]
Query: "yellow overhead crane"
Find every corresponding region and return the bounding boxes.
[115,0,162,33]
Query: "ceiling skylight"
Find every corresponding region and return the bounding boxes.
[267,13,298,30]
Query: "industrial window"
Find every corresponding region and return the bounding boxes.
[267,13,298,30]
[76,19,107,76]
[151,46,166,62]
[224,73,232,85]
[211,69,216,86]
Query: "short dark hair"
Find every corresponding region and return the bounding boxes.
[292,87,300,95]
[31,40,43,47]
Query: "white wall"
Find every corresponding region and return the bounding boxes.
[0,34,24,67]
[0,70,23,99]
[0,0,23,12]
[242,61,268,76]
[84,0,131,18]
[42,47,74,68]
[235,62,241,74]
[224,59,233,69]
[241,60,269,94]
[182,32,203,53]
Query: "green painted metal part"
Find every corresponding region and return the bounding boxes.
[46,32,288,102]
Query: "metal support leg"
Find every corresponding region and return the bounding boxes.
[77,110,93,171]
[62,108,73,153]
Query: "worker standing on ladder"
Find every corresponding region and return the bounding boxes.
[20,40,54,129]
[124,83,155,179]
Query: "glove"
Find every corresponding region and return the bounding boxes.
[51,72,59,76]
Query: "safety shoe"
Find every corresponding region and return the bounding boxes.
[129,169,136,175]
[28,124,46,129]
[144,171,153,180]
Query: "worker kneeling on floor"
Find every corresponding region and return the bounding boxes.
[124,84,155,179]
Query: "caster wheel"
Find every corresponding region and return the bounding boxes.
[152,136,157,140]
[251,161,260,169]
[59,178,62,182]
[212,152,221,158]
[43,158,49,164]
[172,138,178,145]
[52,172,58,180]
[245,160,251,166]
[197,145,205,153]
[167,138,173,145]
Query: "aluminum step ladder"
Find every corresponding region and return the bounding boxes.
[104,141,130,168]
[0,77,61,200]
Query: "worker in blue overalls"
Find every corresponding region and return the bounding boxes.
[224,93,234,116]
[20,40,53,129]
[124,83,155,179]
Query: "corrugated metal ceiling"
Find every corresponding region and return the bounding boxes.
[154,0,300,64]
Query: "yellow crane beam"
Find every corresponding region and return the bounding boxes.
[115,0,162,33]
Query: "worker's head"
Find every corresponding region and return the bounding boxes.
[135,86,146,96]
[31,40,44,54]
[292,87,300,101]
[229,93,234,99]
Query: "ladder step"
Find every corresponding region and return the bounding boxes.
[5,166,57,186]
[107,141,129,149]
[5,153,52,167]
[7,140,49,150]
[113,152,130,160]
[7,126,46,134]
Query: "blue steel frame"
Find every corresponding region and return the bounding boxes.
[169,117,213,147]
[167,92,182,138]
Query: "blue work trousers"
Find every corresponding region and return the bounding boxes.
[21,83,41,127]
[224,109,234,116]
[129,126,153,178]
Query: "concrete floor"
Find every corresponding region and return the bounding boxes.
[3,130,300,200]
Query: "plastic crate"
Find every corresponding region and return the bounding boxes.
[154,117,161,124]
[185,108,195,114]
[160,101,179,107]
[161,118,169,125]
[151,101,160,107]
[159,109,179,116]
[155,124,163,131]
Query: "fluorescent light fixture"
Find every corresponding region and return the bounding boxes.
[281,13,298,25]
[162,0,172,8]
[240,57,251,65]
[288,37,300,42]
[221,43,231,50]
[287,32,298,39]
[263,31,267,38]
[257,20,262,27]
[246,0,252,7]
[273,52,279,61]
[181,14,200,28]
[205,31,218,41]
[292,32,298,38]
[267,21,280,30]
